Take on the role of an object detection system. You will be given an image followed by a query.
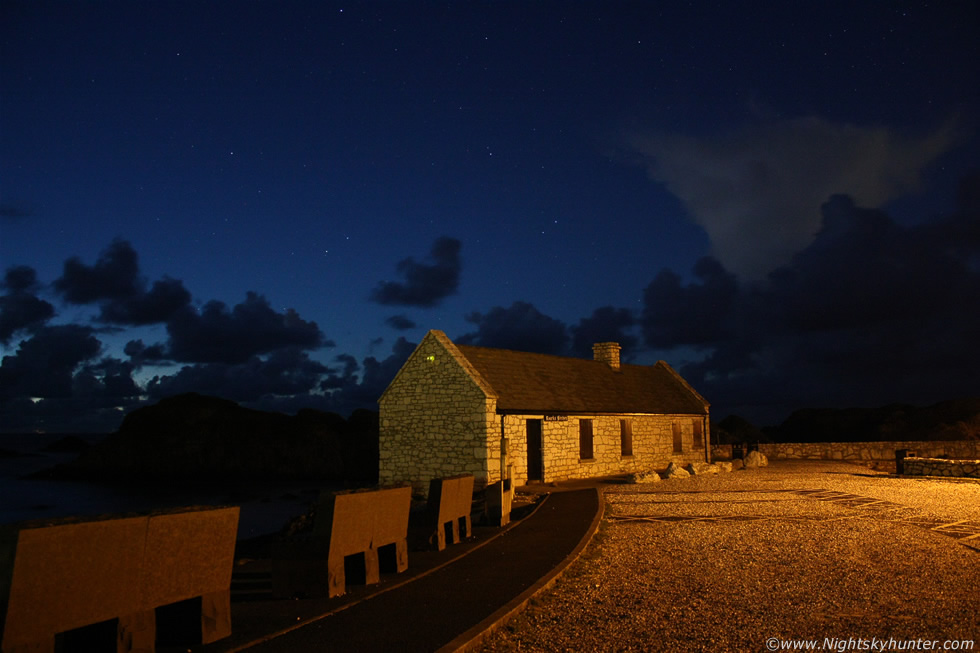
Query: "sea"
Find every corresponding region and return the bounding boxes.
[0,433,333,540]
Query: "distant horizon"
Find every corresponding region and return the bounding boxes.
[3,391,979,437]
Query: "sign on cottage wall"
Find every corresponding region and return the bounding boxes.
[544,415,569,421]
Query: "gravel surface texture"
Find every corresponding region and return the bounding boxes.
[478,461,980,652]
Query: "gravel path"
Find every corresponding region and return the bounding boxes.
[478,461,980,652]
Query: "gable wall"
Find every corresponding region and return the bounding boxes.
[504,413,710,484]
[378,335,498,495]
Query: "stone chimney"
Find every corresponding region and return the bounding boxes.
[592,342,621,371]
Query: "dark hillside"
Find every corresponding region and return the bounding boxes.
[43,393,378,485]
[765,398,980,443]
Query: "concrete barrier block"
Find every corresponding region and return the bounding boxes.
[140,506,239,644]
[275,485,411,599]
[0,506,238,653]
[427,475,475,550]
[1,516,147,653]
[485,480,512,528]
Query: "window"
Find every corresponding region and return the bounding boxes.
[672,422,683,453]
[579,419,594,460]
[620,419,633,456]
[693,419,703,450]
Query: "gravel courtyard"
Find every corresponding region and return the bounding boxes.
[479,461,980,652]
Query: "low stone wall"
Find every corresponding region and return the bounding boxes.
[902,457,980,479]
[711,440,980,463]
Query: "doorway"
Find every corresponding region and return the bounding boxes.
[526,419,543,481]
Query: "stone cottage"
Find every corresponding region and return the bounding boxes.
[378,330,710,495]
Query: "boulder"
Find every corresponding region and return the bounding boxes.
[731,459,745,471]
[686,462,719,476]
[626,470,661,484]
[714,461,733,473]
[743,450,769,468]
[663,462,690,479]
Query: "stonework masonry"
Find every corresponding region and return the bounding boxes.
[711,440,980,463]
[379,333,499,495]
[503,414,709,486]
[901,457,980,479]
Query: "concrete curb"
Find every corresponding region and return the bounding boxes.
[437,487,606,653]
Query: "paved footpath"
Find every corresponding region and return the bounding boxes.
[201,488,601,653]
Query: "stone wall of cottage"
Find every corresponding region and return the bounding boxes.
[504,414,710,484]
[378,336,498,496]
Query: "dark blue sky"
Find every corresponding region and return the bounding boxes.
[2,1,978,432]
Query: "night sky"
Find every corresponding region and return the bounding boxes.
[2,1,978,433]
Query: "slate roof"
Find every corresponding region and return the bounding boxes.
[455,344,708,416]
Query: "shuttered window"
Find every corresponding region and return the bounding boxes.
[620,419,633,456]
[579,419,594,460]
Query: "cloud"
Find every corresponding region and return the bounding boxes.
[641,256,738,349]
[385,314,417,330]
[627,116,961,279]
[0,325,102,400]
[0,266,55,343]
[765,195,967,331]
[370,236,462,307]
[3,265,42,293]
[145,348,330,403]
[570,306,637,358]
[670,190,980,424]
[123,339,169,366]
[457,301,569,355]
[165,292,329,364]
[73,358,141,399]
[53,239,191,325]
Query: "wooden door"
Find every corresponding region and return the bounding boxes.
[526,419,543,481]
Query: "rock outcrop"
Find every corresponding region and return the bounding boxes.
[45,393,378,484]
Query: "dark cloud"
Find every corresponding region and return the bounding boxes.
[99,277,192,325]
[570,306,637,358]
[673,191,980,424]
[53,239,191,325]
[457,301,569,355]
[766,196,967,331]
[73,358,141,399]
[641,256,738,349]
[166,292,328,364]
[385,314,416,330]
[145,348,330,403]
[1,266,55,343]
[370,236,461,307]
[339,337,415,409]
[124,339,169,365]
[0,325,101,400]
[54,238,141,303]
[3,266,42,293]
